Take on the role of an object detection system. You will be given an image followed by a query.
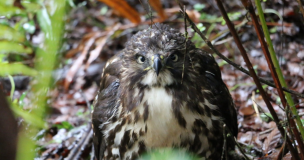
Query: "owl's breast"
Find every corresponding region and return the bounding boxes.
[138,87,186,147]
[102,86,222,159]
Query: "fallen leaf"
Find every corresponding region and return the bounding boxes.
[186,10,200,23]
[64,37,95,90]
[149,0,167,21]
[85,23,121,69]
[239,102,255,116]
[262,127,281,154]
[98,0,141,24]
[64,32,105,90]
[287,62,304,77]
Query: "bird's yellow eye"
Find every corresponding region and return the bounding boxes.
[137,55,146,64]
[170,54,178,62]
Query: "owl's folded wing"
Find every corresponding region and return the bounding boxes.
[197,49,238,138]
[92,53,123,160]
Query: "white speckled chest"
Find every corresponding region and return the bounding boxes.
[101,86,222,160]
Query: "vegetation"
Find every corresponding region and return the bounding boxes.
[1,0,304,159]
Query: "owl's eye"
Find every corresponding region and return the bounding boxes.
[137,55,146,64]
[170,54,178,62]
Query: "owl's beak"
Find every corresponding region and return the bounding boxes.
[152,55,162,76]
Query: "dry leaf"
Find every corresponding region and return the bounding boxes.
[263,127,281,154]
[149,0,167,21]
[238,131,263,149]
[283,152,292,160]
[63,23,122,90]
[85,23,121,69]
[186,10,200,23]
[287,62,304,77]
[64,37,96,90]
[98,0,141,24]
[65,32,106,58]
[63,29,109,90]
[239,104,255,116]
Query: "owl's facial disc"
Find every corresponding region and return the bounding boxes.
[143,52,179,76]
[139,53,176,86]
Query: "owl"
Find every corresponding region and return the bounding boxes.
[92,23,238,160]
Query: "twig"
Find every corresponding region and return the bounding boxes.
[66,90,93,160]
[234,138,251,160]
[233,20,293,27]
[181,5,188,84]
[65,126,93,160]
[79,89,92,112]
[138,0,158,29]
[296,0,304,21]
[214,0,300,159]
[276,141,288,160]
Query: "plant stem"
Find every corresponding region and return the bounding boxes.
[296,0,304,21]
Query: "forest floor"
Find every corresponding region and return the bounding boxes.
[3,0,304,159]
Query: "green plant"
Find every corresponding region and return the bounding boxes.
[0,0,69,159]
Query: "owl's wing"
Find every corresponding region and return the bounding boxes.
[197,49,238,138]
[92,52,123,160]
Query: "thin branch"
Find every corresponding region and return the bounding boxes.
[296,0,304,21]
[66,90,93,160]
[276,141,288,160]
[181,5,188,84]
[234,138,251,160]
[65,127,93,160]
[79,89,92,112]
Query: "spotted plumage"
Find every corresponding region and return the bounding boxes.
[92,24,238,160]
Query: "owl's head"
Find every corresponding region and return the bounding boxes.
[122,24,196,87]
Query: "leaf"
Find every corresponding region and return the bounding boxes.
[10,102,46,129]
[0,5,24,18]
[264,8,283,21]
[0,63,37,76]
[260,113,273,122]
[0,0,15,6]
[21,1,41,13]
[22,20,36,34]
[149,0,167,21]
[36,7,52,34]
[64,34,96,90]
[98,0,141,24]
[0,24,26,42]
[262,127,281,153]
[53,121,74,130]
[85,23,121,69]
[0,41,32,54]
[193,4,206,11]
[8,75,15,100]
[19,91,27,107]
